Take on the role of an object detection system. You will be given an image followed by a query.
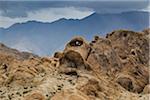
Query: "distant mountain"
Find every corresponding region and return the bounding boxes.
[0,11,149,56]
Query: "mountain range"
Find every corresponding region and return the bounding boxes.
[0,11,149,56]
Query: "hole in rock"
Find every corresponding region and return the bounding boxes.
[65,71,78,76]
[131,51,136,55]
[123,33,127,37]
[69,39,83,47]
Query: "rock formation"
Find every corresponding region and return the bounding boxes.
[0,29,149,100]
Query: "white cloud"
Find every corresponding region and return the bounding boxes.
[0,7,94,28]
[141,5,150,12]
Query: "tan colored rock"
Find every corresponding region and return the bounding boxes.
[0,29,149,100]
[54,52,63,59]
[143,84,150,94]
[64,36,91,60]
[87,36,121,76]
[106,30,149,67]
[143,28,150,35]
[51,89,90,100]
[24,92,46,100]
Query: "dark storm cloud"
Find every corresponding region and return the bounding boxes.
[0,1,149,18]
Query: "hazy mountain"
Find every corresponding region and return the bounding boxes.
[0,11,149,56]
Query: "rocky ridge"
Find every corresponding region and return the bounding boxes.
[0,29,149,100]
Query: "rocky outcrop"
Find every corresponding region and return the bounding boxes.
[0,43,38,61]
[0,29,149,100]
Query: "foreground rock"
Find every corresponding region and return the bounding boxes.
[0,29,149,100]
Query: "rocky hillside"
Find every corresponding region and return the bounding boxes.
[0,43,38,60]
[0,29,149,100]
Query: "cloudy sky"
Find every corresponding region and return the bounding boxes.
[0,0,149,28]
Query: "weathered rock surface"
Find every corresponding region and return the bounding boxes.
[0,29,149,100]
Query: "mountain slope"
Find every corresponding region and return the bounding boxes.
[0,11,149,56]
